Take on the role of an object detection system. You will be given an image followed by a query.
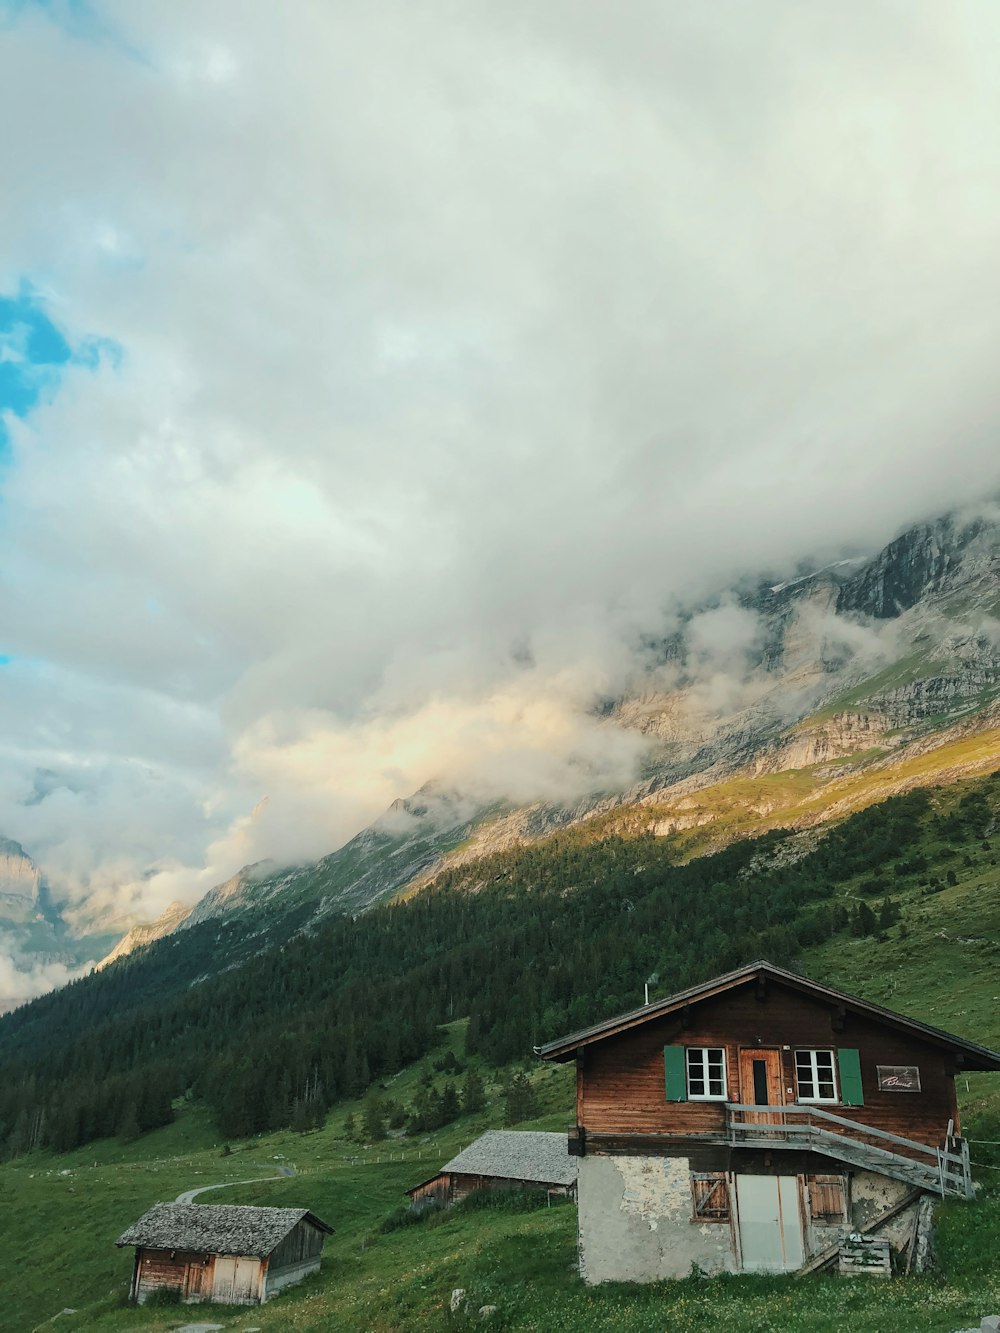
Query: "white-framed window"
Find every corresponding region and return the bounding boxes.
[686,1047,727,1100]
[795,1048,838,1102]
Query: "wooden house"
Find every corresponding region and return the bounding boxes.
[115,1202,333,1305]
[406,1130,577,1210]
[537,959,1000,1283]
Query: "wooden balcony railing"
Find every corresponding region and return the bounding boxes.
[725,1104,972,1198]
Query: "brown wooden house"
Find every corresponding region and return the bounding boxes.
[115,1203,333,1305]
[537,959,1000,1283]
[406,1130,577,1210]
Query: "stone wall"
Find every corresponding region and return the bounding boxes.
[851,1170,921,1252]
[577,1155,736,1284]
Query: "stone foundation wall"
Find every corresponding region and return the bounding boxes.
[578,1158,928,1284]
[851,1170,922,1253]
[577,1155,736,1284]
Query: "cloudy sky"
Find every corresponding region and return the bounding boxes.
[2,0,1000,941]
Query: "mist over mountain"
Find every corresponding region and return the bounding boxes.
[64,503,995,976]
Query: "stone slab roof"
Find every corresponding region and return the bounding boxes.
[409,1130,577,1194]
[115,1203,333,1257]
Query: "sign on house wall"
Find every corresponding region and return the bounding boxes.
[875,1065,921,1092]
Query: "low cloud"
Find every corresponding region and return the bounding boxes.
[0,933,95,1012]
[795,605,903,678]
[188,672,655,880]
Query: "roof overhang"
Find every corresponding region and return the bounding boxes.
[535,959,1000,1071]
[302,1210,335,1236]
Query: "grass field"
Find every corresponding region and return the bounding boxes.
[4,1116,999,1333]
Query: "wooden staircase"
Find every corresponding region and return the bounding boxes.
[725,1104,973,1199]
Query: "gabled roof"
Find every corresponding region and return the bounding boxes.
[535,959,1000,1070]
[406,1130,577,1196]
[115,1203,333,1257]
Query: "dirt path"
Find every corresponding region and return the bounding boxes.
[175,1163,296,1204]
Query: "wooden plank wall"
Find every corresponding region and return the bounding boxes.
[269,1219,326,1272]
[409,1173,452,1208]
[578,980,958,1153]
[449,1173,571,1203]
[135,1248,213,1302]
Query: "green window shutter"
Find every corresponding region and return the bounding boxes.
[664,1046,687,1102]
[837,1048,864,1106]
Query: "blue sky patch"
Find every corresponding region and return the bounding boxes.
[0,287,71,435]
[0,283,120,452]
[0,1,147,62]
[0,0,103,36]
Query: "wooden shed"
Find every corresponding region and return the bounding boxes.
[406,1130,577,1210]
[115,1202,333,1305]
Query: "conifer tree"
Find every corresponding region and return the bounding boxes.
[503,1072,539,1126]
[117,1103,140,1143]
[461,1067,487,1115]
[439,1081,461,1125]
[362,1094,386,1142]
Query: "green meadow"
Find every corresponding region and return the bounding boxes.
[4,775,1000,1331]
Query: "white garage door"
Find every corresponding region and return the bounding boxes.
[735,1175,804,1272]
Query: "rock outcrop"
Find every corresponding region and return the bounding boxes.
[97,900,193,969]
[0,836,42,917]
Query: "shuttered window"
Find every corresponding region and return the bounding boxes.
[807,1174,847,1222]
[837,1048,865,1106]
[691,1172,730,1221]
[664,1046,728,1101]
[664,1046,687,1101]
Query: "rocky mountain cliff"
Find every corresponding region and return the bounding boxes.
[100,505,1000,962]
[0,837,42,922]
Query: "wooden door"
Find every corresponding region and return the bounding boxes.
[232,1256,258,1303]
[183,1260,207,1301]
[739,1048,784,1126]
[213,1256,237,1303]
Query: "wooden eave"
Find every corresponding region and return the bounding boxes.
[534,959,1000,1071]
[301,1210,335,1236]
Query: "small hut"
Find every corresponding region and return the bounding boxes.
[407,1130,577,1210]
[115,1202,333,1305]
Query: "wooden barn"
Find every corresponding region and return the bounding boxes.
[115,1202,334,1305]
[406,1130,577,1210]
[537,959,1000,1284]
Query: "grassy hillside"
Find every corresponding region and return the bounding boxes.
[2,937,1000,1331]
[3,771,1000,1328]
[563,717,1000,859]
